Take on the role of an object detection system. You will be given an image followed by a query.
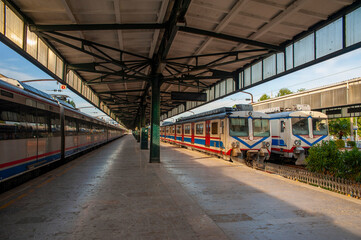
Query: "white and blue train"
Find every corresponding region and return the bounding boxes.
[267,105,329,165]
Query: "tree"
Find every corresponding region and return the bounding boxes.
[67,99,76,108]
[328,118,350,139]
[276,88,293,97]
[297,88,306,92]
[258,94,271,102]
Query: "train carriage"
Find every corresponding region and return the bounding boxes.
[268,105,329,165]
[0,75,125,184]
[160,105,272,165]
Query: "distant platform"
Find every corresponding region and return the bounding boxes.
[0,135,360,239]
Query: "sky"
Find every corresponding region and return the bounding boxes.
[1,41,361,126]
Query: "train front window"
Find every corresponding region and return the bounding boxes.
[292,117,309,135]
[229,118,248,137]
[253,119,270,137]
[313,118,328,135]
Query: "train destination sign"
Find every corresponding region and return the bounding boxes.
[171,92,207,101]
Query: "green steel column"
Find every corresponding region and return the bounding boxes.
[140,103,146,127]
[149,74,161,163]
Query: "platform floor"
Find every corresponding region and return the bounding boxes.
[0,135,360,240]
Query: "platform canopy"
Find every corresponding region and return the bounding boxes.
[3,0,359,128]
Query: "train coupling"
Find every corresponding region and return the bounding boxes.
[294,147,306,165]
[231,141,241,157]
[259,148,269,159]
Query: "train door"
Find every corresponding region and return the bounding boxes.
[220,119,225,152]
[182,124,184,142]
[191,123,195,144]
[276,118,287,150]
[205,120,210,147]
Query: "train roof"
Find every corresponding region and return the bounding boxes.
[269,111,328,119]
[230,111,270,118]
[1,75,122,129]
[173,105,268,124]
[176,107,233,124]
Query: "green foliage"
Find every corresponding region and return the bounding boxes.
[258,94,271,102]
[328,118,350,139]
[297,88,306,92]
[276,88,293,97]
[306,141,342,175]
[347,141,356,148]
[66,99,76,108]
[340,147,361,182]
[306,141,361,182]
[335,139,345,148]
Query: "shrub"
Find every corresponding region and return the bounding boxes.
[306,141,342,175]
[341,147,361,181]
[347,141,356,148]
[335,139,345,148]
[306,141,361,182]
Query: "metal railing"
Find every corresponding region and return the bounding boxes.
[264,163,361,199]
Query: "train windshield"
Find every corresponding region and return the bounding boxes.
[229,118,248,137]
[291,117,309,135]
[312,118,328,135]
[253,119,270,137]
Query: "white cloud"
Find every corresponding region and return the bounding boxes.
[0,67,38,81]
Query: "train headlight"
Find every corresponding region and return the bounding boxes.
[294,140,301,146]
[262,142,270,148]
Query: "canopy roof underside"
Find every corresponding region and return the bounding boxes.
[9,0,356,127]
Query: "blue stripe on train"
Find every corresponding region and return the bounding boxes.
[194,138,206,145]
[209,140,224,148]
[272,139,287,146]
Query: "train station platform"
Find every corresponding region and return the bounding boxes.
[0,135,360,240]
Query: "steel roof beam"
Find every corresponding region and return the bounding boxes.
[161,81,208,90]
[42,31,150,60]
[165,49,268,61]
[66,67,148,81]
[165,52,272,77]
[164,75,231,81]
[178,26,282,51]
[98,89,145,94]
[29,23,166,32]
[39,32,149,78]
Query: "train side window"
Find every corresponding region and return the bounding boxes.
[37,109,49,138]
[184,125,190,134]
[211,122,218,135]
[79,121,91,134]
[196,123,204,135]
[51,114,61,137]
[0,101,38,140]
[176,125,181,134]
[281,120,285,132]
[221,121,224,134]
[65,117,77,136]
